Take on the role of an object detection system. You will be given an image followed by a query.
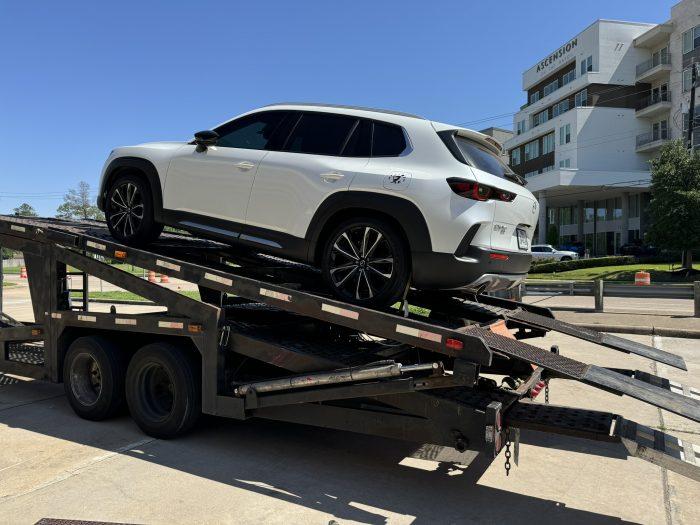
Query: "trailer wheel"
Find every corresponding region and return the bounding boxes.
[63,336,126,421]
[126,342,201,439]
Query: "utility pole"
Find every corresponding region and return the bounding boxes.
[689,63,698,150]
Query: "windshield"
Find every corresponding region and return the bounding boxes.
[453,135,519,181]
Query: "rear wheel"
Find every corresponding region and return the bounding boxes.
[126,342,201,439]
[321,218,410,308]
[63,336,126,421]
[105,173,163,246]
[560,256,572,261]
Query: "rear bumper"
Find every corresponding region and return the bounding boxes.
[412,246,532,291]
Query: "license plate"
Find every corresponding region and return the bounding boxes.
[517,228,529,250]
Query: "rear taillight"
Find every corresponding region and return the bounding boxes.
[447,178,515,202]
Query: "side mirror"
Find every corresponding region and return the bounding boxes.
[194,130,219,152]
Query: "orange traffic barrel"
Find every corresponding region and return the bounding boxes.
[160,273,170,284]
[147,271,157,283]
[19,266,27,279]
[635,271,651,286]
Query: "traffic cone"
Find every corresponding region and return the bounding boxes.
[148,271,157,283]
[19,267,27,279]
[160,273,170,284]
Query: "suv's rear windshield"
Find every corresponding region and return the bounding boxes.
[453,135,515,179]
[440,131,522,184]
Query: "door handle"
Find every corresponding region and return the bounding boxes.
[320,171,344,182]
[236,161,256,171]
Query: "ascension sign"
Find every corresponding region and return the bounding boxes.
[536,38,578,72]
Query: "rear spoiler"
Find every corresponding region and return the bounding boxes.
[430,120,504,156]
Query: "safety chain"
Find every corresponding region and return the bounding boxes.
[504,427,512,476]
[545,379,550,404]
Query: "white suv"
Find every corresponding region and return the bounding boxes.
[98,103,539,306]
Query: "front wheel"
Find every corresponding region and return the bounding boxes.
[105,173,163,246]
[321,218,410,308]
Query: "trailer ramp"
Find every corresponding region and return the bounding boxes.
[507,402,700,482]
[413,292,687,370]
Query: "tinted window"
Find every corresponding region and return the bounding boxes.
[286,112,357,155]
[531,247,542,252]
[342,119,371,157]
[215,111,288,150]
[453,136,515,179]
[372,122,407,156]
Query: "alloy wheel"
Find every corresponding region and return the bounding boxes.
[109,182,144,238]
[329,226,394,300]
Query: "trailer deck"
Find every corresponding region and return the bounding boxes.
[1,215,699,482]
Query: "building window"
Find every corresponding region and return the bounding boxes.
[584,201,594,223]
[542,132,555,154]
[559,158,571,168]
[530,91,540,104]
[524,170,539,178]
[524,140,539,161]
[683,68,692,92]
[532,109,549,128]
[580,55,593,76]
[629,194,640,218]
[511,148,521,166]
[613,197,623,220]
[652,120,668,141]
[683,26,700,54]
[543,79,559,97]
[541,164,555,173]
[559,123,571,145]
[552,99,569,117]
[575,89,587,107]
[562,69,576,86]
[516,119,527,135]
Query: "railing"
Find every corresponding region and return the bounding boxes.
[636,54,671,77]
[636,128,669,147]
[637,91,670,111]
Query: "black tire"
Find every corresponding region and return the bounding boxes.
[560,256,572,261]
[63,336,127,421]
[126,342,201,439]
[105,173,163,246]
[321,217,410,307]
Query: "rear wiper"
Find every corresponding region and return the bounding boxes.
[505,172,527,186]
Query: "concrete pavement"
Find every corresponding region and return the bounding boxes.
[0,331,699,524]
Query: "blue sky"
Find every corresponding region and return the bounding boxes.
[0,0,670,216]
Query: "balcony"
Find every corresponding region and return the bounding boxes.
[636,92,672,119]
[636,55,671,83]
[636,129,669,153]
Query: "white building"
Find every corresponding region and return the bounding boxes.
[504,1,700,256]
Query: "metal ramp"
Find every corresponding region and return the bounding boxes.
[507,402,700,482]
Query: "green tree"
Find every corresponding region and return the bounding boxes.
[12,202,37,217]
[648,140,700,270]
[56,181,104,221]
[546,224,559,247]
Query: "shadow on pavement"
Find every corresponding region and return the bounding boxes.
[0,381,637,525]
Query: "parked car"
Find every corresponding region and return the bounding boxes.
[530,244,579,261]
[620,243,659,257]
[98,103,539,306]
[559,241,585,258]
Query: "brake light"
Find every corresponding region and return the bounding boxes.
[447,178,515,202]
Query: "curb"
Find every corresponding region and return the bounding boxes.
[573,323,700,339]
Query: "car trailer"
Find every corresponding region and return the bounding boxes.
[1,215,699,482]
